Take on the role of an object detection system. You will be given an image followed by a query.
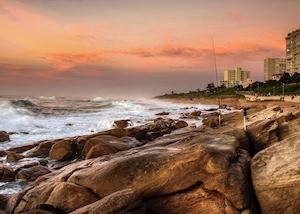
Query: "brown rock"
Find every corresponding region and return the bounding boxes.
[0,150,7,157]
[15,160,40,171]
[8,143,38,153]
[16,165,51,181]
[0,131,10,142]
[21,209,55,214]
[190,110,202,117]
[45,182,99,213]
[109,128,128,138]
[6,133,252,213]
[145,184,238,214]
[293,111,300,118]
[70,189,141,214]
[119,137,143,147]
[174,120,188,129]
[202,115,220,128]
[247,119,278,153]
[0,194,8,210]
[38,159,49,166]
[155,112,170,116]
[0,164,15,181]
[26,140,56,157]
[275,112,295,124]
[82,135,131,159]
[207,126,250,152]
[6,151,25,163]
[113,120,131,128]
[251,133,300,214]
[49,139,75,161]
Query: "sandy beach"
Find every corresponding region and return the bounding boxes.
[161,97,300,113]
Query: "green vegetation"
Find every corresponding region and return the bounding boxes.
[157,72,300,99]
[156,87,243,99]
[245,72,300,96]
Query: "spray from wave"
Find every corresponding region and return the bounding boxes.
[37,96,56,100]
[92,97,107,102]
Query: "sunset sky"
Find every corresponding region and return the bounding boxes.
[0,0,299,98]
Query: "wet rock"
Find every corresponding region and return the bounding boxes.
[145,129,171,141]
[38,159,49,166]
[49,139,75,161]
[190,110,202,117]
[251,133,300,214]
[0,194,8,211]
[113,120,131,128]
[174,121,188,129]
[15,160,41,171]
[6,151,25,163]
[8,143,39,153]
[155,112,170,116]
[0,131,10,142]
[0,164,15,182]
[0,150,7,157]
[16,165,51,181]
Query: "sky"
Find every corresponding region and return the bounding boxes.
[0,0,299,98]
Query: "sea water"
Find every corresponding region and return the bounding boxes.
[0,96,219,195]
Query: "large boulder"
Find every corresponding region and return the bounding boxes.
[251,134,300,214]
[246,119,278,153]
[81,135,131,159]
[0,131,10,142]
[6,133,252,213]
[49,139,75,161]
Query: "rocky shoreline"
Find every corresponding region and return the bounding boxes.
[0,104,299,214]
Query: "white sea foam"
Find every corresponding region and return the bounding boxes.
[0,98,221,151]
[37,96,56,100]
[0,97,228,195]
[92,96,106,102]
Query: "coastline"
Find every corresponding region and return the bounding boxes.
[0,99,299,213]
[158,97,299,112]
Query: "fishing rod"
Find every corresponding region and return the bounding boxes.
[211,37,221,126]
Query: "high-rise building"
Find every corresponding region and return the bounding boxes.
[264,58,286,81]
[217,67,251,88]
[224,67,250,81]
[286,29,300,74]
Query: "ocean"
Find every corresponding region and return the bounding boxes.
[0,96,220,195]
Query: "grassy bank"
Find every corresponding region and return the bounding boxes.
[156,88,243,100]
